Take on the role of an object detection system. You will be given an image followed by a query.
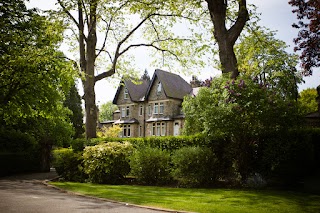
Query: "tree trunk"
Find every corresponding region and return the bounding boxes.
[80,0,98,139]
[39,139,52,172]
[206,0,248,79]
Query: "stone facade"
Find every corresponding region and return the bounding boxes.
[102,69,192,138]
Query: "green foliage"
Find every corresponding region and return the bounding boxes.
[97,125,122,138]
[64,83,84,139]
[70,138,86,152]
[99,102,118,122]
[183,76,301,182]
[258,128,320,183]
[236,27,301,100]
[298,88,318,115]
[83,142,134,184]
[130,147,171,185]
[171,146,218,187]
[52,148,86,182]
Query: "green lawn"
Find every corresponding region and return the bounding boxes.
[50,182,320,213]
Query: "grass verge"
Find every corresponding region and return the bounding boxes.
[50,182,320,213]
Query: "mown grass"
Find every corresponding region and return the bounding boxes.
[50,182,320,213]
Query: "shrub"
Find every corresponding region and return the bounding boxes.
[83,142,133,184]
[52,148,86,182]
[171,146,218,187]
[130,147,171,185]
[70,138,86,152]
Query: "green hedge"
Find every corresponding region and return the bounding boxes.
[258,127,320,183]
[130,147,171,185]
[87,134,209,152]
[52,148,87,182]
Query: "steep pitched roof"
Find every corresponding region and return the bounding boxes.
[146,69,192,100]
[112,78,150,104]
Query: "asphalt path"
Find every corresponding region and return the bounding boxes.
[0,171,174,213]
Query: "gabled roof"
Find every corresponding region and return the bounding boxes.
[146,69,192,100]
[113,78,150,104]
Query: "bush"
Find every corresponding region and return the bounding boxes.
[171,146,218,187]
[52,148,86,182]
[258,128,320,184]
[83,142,133,184]
[130,147,171,185]
[70,138,86,152]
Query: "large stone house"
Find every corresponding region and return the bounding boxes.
[101,69,195,137]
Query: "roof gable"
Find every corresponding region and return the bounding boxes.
[113,78,149,104]
[146,69,192,100]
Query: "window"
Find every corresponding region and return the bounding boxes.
[159,102,164,114]
[124,88,129,99]
[139,126,142,137]
[154,103,159,114]
[157,82,162,94]
[126,106,130,117]
[123,125,131,137]
[151,122,166,136]
[161,122,166,136]
[156,122,161,136]
[139,105,143,116]
[148,105,152,116]
[152,123,156,136]
[121,107,125,118]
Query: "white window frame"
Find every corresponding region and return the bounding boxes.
[154,103,159,114]
[157,82,162,94]
[148,105,152,116]
[161,122,166,136]
[121,107,125,118]
[159,102,164,114]
[124,88,129,99]
[123,124,131,137]
[126,106,130,117]
[152,123,156,136]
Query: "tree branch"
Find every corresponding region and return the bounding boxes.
[228,0,248,44]
[57,0,80,29]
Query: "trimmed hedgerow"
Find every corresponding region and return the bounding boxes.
[130,147,171,185]
[171,146,219,187]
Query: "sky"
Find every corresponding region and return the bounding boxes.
[26,0,319,105]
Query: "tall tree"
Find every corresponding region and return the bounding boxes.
[55,0,203,138]
[235,27,301,100]
[0,0,76,171]
[64,83,85,139]
[205,0,249,78]
[289,0,320,75]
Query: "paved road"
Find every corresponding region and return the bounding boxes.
[0,171,173,213]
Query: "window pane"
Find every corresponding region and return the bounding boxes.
[126,106,130,116]
[121,107,125,117]
[127,125,131,137]
[160,103,164,114]
[152,123,156,136]
[154,103,158,114]
[157,82,161,93]
[161,123,165,136]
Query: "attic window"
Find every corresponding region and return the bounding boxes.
[157,82,162,94]
[124,88,129,99]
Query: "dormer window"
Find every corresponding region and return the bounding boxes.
[124,88,129,99]
[157,82,162,94]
